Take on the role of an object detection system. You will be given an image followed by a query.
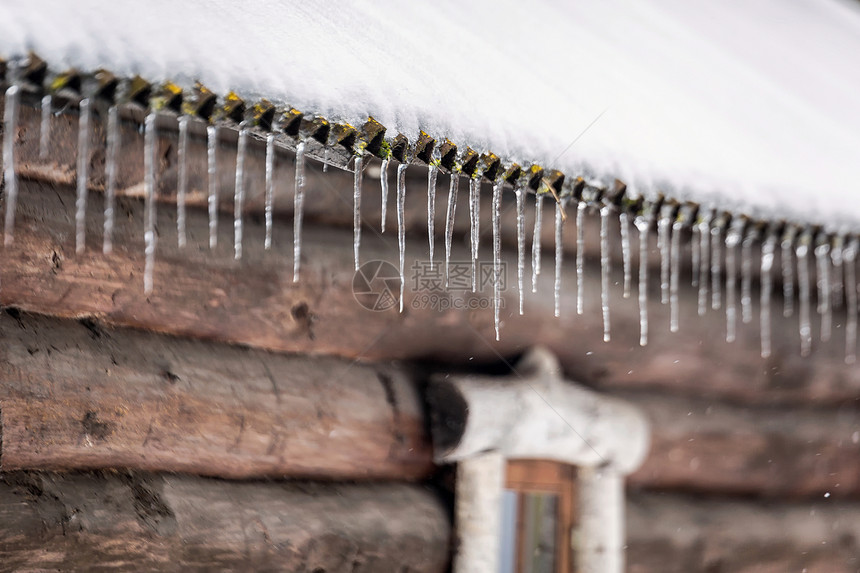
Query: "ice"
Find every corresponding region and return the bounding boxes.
[619,210,632,298]
[380,158,389,233]
[658,207,672,305]
[39,94,51,159]
[554,200,564,318]
[741,226,758,325]
[531,193,544,293]
[264,133,275,249]
[831,235,844,310]
[515,186,525,314]
[634,212,653,346]
[2,85,19,247]
[469,176,480,292]
[601,204,612,341]
[815,235,831,342]
[233,125,248,260]
[427,164,438,269]
[397,163,407,312]
[669,218,682,333]
[322,145,329,173]
[796,231,813,357]
[177,115,189,248]
[493,180,503,339]
[781,226,797,317]
[207,125,219,249]
[760,229,777,358]
[103,105,119,254]
[697,213,711,316]
[691,221,700,288]
[444,171,459,287]
[353,154,363,270]
[293,141,306,282]
[143,112,157,294]
[711,221,723,310]
[75,98,90,254]
[844,237,858,364]
[724,218,745,343]
[576,200,586,315]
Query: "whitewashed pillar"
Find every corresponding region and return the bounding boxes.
[453,452,505,573]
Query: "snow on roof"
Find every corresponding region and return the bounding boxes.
[2,0,859,229]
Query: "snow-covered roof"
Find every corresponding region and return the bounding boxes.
[2,0,859,229]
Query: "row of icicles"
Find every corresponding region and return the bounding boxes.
[2,83,858,363]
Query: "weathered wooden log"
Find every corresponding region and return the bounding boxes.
[0,471,451,572]
[626,492,860,572]
[1,178,857,407]
[0,312,433,480]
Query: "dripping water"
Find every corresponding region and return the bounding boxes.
[741,227,757,325]
[815,236,831,342]
[427,164,438,269]
[697,215,711,316]
[2,85,19,246]
[600,205,612,341]
[39,94,51,159]
[554,200,564,318]
[515,187,525,315]
[493,181,503,339]
[380,158,389,233]
[469,176,480,292]
[177,115,189,249]
[658,208,672,305]
[619,211,632,298]
[711,223,723,310]
[397,163,407,312]
[444,172,459,287]
[635,213,652,346]
[844,238,857,364]
[103,105,119,254]
[293,141,306,282]
[760,231,777,358]
[725,219,745,343]
[576,201,586,315]
[669,218,682,333]
[233,125,248,260]
[264,134,275,250]
[531,194,544,293]
[781,228,796,317]
[143,112,158,295]
[75,98,91,254]
[207,125,219,249]
[797,233,813,357]
[353,154,364,271]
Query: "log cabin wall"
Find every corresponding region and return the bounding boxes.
[2,97,860,571]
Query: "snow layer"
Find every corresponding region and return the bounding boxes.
[2,0,860,228]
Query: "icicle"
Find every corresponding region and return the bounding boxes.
[427,164,438,269]
[322,145,330,172]
[725,218,745,343]
[444,172,459,287]
[207,125,219,249]
[353,154,364,271]
[760,230,777,358]
[380,158,389,233]
[469,176,480,292]
[554,200,564,318]
[619,211,632,298]
[515,187,525,314]
[831,236,844,311]
[74,98,91,254]
[741,226,758,325]
[493,180,503,339]
[397,163,407,312]
[815,235,831,343]
[697,214,711,316]
[635,212,652,346]
[103,105,119,254]
[2,85,20,247]
[711,221,724,310]
[781,226,797,317]
[176,115,189,248]
[233,126,248,260]
[264,134,275,250]
[669,217,682,333]
[601,205,613,341]
[143,112,158,295]
[293,141,306,282]
[691,223,700,288]
[796,231,813,357]
[844,238,857,364]
[576,200,586,315]
[39,94,51,159]
[658,206,673,305]
[531,194,544,293]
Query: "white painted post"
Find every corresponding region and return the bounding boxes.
[454,452,505,573]
[576,467,625,573]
